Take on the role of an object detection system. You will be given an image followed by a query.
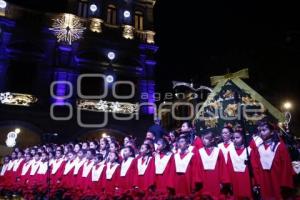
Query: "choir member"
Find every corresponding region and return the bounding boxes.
[17,152,32,192]
[154,138,175,195]
[61,151,77,198]
[199,130,230,199]
[119,145,137,194]
[0,156,11,190]
[35,152,49,198]
[181,121,203,150]
[173,136,202,197]
[49,149,65,197]
[135,144,156,192]
[4,151,17,191]
[89,141,98,150]
[257,120,294,199]
[87,154,105,199]
[104,152,121,196]
[218,125,234,163]
[99,138,109,160]
[227,129,260,199]
[73,143,82,153]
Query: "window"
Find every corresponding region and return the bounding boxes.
[134,11,143,31]
[78,0,88,18]
[107,4,117,25]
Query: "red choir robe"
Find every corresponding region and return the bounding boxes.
[193,136,203,150]
[104,162,121,196]
[17,160,33,190]
[24,160,41,199]
[3,159,16,190]
[154,152,175,195]
[135,156,156,192]
[0,163,9,189]
[198,147,230,199]
[218,142,234,164]
[70,158,86,198]
[172,151,202,196]
[257,142,294,199]
[49,157,65,194]
[11,158,25,187]
[118,157,137,194]
[87,161,106,198]
[249,135,263,150]
[227,146,260,200]
[75,159,94,198]
[35,161,49,192]
[61,159,76,197]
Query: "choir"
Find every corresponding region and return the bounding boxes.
[0,120,296,200]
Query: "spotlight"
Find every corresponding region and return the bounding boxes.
[102,133,107,138]
[283,101,292,110]
[123,10,131,18]
[0,0,7,9]
[107,51,115,60]
[106,75,114,83]
[90,4,97,12]
[14,128,21,134]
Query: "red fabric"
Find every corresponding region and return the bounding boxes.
[135,156,156,191]
[227,147,260,200]
[199,148,230,200]
[104,164,121,196]
[118,158,137,194]
[193,136,203,150]
[258,142,294,199]
[172,152,202,196]
[154,153,175,195]
[86,163,105,198]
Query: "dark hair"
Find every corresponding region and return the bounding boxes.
[125,146,135,158]
[142,143,152,156]
[257,119,280,151]
[25,152,32,157]
[157,138,171,153]
[18,150,24,155]
[95,154,103,162]
[100,138,109,150]
[110,141,120,150]
[177,135,189,143]
[75,143,82,149]
[223,123,234,133]
[182,121,193,128]
[78,149,87,155]
[109,152,120,163]
[87,149,96,156]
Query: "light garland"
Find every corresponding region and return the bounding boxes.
[0,92,38,106]
[77,99,139,114]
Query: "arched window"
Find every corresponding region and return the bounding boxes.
[134,11,143,30]
[107,4,117,25]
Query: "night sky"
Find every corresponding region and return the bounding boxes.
[154,1,300,133]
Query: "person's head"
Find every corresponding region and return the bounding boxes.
[17,150,24,159]
[257,120,275,141]
[86,149,96,160]
[177,136,189,151]
[89,141,98,150]
[77,149,86,160]
[108,152,119,163]
[49,151,55,160]
[181,121,192,133]
[123,136,132,146]
[4,155,10,163]
[25,152,32,161]
[55,149,63,159]
[221,125,233,143]
[56,146,63,151]
[157,138,170,153]
[109,141,119,153]
[34,153,41,161]
[46,146,53,153]
[38,147,45,154]
[169,131,176,142]
[100,138,109,150]
[24,148,30,154]
[14,147,20,153]
[202,131,215,148]
[74,143,82,153]
[41,152,48,162]
[67,151,76,161]
[64,144,73,154]
[30,148,37,156]
[232,131,244,147]
[82,142,88,150]
[11,151,17,159]
[123,146,135,159]
[146,131,155,141]
[143,138,155,151]
[140,144,152,156]
[93,154,104,164]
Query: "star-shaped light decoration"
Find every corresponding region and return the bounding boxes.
[95,100,109,111]
[49,14,86,45]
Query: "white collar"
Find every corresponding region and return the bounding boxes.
[106,162,119,179]
[120,157,134,177]
[199,147,219,170]
[155,153,172,174]
[137,156,152,175]
[174,152,193,173]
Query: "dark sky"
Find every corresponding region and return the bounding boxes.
[154,1,300,133]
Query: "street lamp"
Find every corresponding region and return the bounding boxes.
[282,101,293,132]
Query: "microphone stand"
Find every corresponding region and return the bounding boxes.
[239,103,261,200]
